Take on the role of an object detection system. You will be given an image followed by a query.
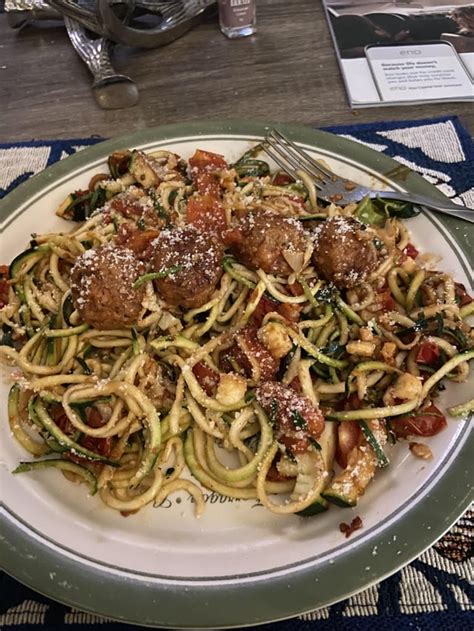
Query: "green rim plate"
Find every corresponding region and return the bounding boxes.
[0,120,472,628]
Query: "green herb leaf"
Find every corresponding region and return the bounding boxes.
[235,160,270,178]
[133,266,183,289]
[270,399,279,427]
[291,410,308,431]
[308,436,322,451]
[75,356,91,375]
[376,196,420,219]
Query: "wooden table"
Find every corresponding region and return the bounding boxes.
[1,0,473,141]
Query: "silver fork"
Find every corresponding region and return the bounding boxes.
[64,16,139,109]
[263,130,474,224]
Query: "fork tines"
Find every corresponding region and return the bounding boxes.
[263,129,333,188]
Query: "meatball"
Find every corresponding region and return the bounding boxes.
[151,225,224,309]
[312,216,377,288]
[225,211,309,275]
[71,243,145,330]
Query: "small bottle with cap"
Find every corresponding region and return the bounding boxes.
[218,0,256,39]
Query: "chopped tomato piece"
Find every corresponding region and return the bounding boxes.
[80,435,113,458]
[251,294,279,327]
[391,404,447,438]
[221,327,279,381]
[276,302,302,322]
[455,282,473,307]
[189,149,228,172]
[280,435,312,454]
[49,404,76,435]
[189,150,228,197]
[272,172,294,186]
[115,224,160,259]
[415,342,440,365]
[85,406,107,429]
[377,287,396,311]
[266,454,295,482]
[403,243,419,259]
[288,376,302,393]
[192,361,220,397]
[187,194,227,239]
[345,393,363,409]
[250,293,302,327]
[287,281,304,297]
[0,264,9,308]
[110,197,143,218]
[239,327,280,381]
[284,194,307,209]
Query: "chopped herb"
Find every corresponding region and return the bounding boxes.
[168,190,178,206]
[111,215,120,233]
[291,410,308,431]
[277,343,297,380]
[321,341,345,357]
[377,196,419,219]
[396,313,443,337]
[75,356,92,375]
[1,324,14,347]
[150,190,168,219]
[132,266,183,289]
[235,160,270,178]
[245,389,255,403]
[373,237,384,250]
[64,187,107,222]
[131,327,140,355]
[82,344,93,359]
[386,422,397,445]
[308,436,322,451]
[136,217,146,231]
[149,189,170,220]
[270,399,279,427]
[316,283,338,305]
[62,295,74,326]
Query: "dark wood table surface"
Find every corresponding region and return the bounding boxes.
[1,0,473,142]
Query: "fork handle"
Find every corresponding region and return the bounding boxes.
[367,190,474,224]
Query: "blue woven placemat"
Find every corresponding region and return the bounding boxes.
[0,116,473,630]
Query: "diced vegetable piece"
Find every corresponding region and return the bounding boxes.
[130,150,161,187]
[322,420,385,507]
[391,404,447,438]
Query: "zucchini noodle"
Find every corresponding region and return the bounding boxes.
[1,143,472,520]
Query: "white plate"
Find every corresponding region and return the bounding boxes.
[0,121,472,628]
